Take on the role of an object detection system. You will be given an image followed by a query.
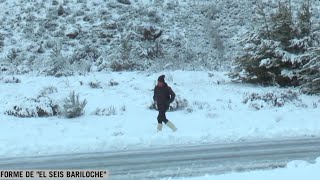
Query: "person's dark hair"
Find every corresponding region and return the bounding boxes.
[158,75,165,83]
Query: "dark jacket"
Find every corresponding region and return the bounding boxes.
[153,83,175,111]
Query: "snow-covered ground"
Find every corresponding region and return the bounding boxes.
[0,1,319,179]
[1,71,320,157]
[165,158,320,180]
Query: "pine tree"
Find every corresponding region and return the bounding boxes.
[270,1,294,48]
[299,48,320,94]
[295,0,320,94]
[230,1,314,87]
[297,0,311,38]
[289,0,312,54]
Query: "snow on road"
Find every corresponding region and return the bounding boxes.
[166,158,320,180]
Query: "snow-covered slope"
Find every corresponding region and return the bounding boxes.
[3,0,319,74]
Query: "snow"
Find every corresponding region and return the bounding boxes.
[164,157,320,180]
[0,71,320,157]
[0,0,319,179]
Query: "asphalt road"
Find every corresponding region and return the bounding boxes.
[0,137,319,180]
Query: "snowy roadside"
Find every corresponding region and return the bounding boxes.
[0,71,320,157]
[164,158,320,180]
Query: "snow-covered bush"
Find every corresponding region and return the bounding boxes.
[38,86,58,97]
[0,33,4,51]
[2,76,21,83]
[117,0,131,5]
[148,101,157,110]
[41,44,72,77]
[169,96,189,111]
[70,46,102,65]
[7,49,18,62]
[110,60,143,71]
[192,101,210,110]
[63,91,87,118]
[52,0,59,6]
[120,105,126,112]
[0,63,10,73]
[92,106,117,116]
[108,79,119,86]
[5,96,60,118]
[242,90,302,109]
[88,81,102,89]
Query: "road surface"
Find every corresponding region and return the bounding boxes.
[0,137,319,180]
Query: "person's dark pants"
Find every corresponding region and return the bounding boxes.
[157,103,169,124]
[157,110,168,124]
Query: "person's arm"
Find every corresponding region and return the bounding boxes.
[153,86,157,102]
[168,87,175,103]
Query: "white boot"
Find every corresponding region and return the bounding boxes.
[166,121,177,132]
[157,123,163,132]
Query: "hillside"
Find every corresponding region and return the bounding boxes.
[0,0,260,75]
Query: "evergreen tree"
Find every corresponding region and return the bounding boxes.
[297,0,311,38]
[299,48,320,94]
[270,1,294,48]
[230,1,315,87]
[297,0,320,94]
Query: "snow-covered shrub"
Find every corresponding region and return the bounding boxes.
[313,102,317,108]
[148,101,157,110]
[39,86,58,97]
[242,90,301,109]
[42,44,71,77]
[70,46,101,65]
[63,91,87,118]
[108,79,119,86]
[120,105,126,112]
[142,26,162,41]
[76,0,87,4]
[192,101,210,110]
[92,106,117,116]
[169,97,189,111]
[140,42,164,59]
[117,0,131,5]
[3,76,21,83]
[52,0,59,6]
[7,49,19,63]
[88,81,102,89]
[206,112,217,119]
[118,34,133,61]
[5,96,59,118]
[58,5,64,16]
[110,60,143,71]
[153,0,164,7]
[185,107,193,113]
[138,26,164,59]
[0,34,4,51]
[0,63,10,73]
[37,43,45,54]
[147,8,162,23]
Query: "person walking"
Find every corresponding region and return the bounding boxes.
[153,75,177,132]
